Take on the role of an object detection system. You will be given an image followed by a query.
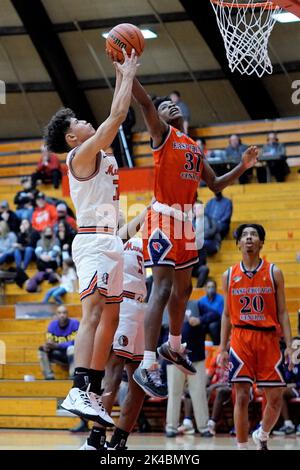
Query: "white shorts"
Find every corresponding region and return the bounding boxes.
[72,233,124,303]
[113,297,145,361]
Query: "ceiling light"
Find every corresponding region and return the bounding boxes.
[102,29,157,39]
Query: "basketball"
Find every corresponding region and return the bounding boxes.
[105,23,145,62]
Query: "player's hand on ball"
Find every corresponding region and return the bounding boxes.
[241,146,259,169]
[114,48,139,78]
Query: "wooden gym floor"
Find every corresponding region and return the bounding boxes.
[0,430,299,450]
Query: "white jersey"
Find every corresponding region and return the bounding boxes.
[123,238,147,299]
[66,148,119,230]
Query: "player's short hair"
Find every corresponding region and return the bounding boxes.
[235,223,266,244]
[153,96,171,110]
[44,108,75,154]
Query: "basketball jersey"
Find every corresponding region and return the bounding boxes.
[123,238,146,298]
[66,148,119,229]
[227,259,279,329]
[152,126,203,211]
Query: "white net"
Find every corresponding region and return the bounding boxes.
[210,0,281,77]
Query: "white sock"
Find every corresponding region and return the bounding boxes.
[258,426,269,441]
[237,441,248,450]
[168,334,182,352]
[284,420,293,427]
[142,350,157,369]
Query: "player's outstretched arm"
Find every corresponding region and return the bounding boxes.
[118,206,149,243]
[74,49,139,166]
[219,271,232,368]
[132,78,168,145]
[274,266,293,370]
[202,146,259,192]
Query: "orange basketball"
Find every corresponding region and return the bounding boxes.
[106,23,145,62]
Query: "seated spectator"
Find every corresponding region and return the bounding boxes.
[195,138,211,158]
[261,132,290,183]
[31,145,62,189]
[14,176,38,221]
[0,200,20,233]
[165,309,212,438]
[196,279,224,345]
[13,219,40,271]
[206,344,231,435]
[205,192,232,239]
[0,221,17,266]
[32,192,57,232]
[38,305,79,379]
[203,214,221,256]
[225,135,252,184]
[43,259,77,304]
[55,220,76,264]
[35,226,61,272]
[273,336,300,436]
[169,90,190,134]
[54,203,77,231]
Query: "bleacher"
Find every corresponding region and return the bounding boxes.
[132,117,300,172]
[0,119,299,430]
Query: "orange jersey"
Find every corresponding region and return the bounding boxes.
[227,259,279,330]
[152,126,203,210]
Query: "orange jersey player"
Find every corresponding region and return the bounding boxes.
[219,223,293,450]
[132,77,259,400]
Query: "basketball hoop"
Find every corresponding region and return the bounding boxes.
[210,0,281,77]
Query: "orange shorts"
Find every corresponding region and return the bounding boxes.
[142,208,198,270]
[229,328,286,387]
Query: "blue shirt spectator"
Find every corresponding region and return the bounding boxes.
[197,279,224,345]
[205,192,232,238]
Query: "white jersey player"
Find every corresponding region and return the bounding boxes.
[44,49,139,426]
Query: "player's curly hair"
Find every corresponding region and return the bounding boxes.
[43,108,75,154]
[235,224,266,244]
[152,96,171,110]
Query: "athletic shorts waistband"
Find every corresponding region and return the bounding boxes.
[78,226,116,235]
[234,324,276,332]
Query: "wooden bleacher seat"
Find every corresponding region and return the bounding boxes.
[132,117,300,169]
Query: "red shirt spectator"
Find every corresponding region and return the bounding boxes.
[55,203,77,231]
[32,192,57,232]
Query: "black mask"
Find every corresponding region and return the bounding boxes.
[44,234,52,239]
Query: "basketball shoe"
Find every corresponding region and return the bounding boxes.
[157,342,196,375]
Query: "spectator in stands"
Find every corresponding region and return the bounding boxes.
[196,279,224,345]
[203,213,221,256]
[38,305,79,380]
[206,344,231,435]
[165,309,212,438]
[195,138,211,158]
[32,192,57,232]
[225,135,252,184]
[261,132,289,182]
[13,219,40,271]
[205,192,232,239]
[0,200,20,233]
[0,221,17,266]
[43,259,77,304]
[192,201,209,287]
[31,145,62,189]
[273,336,300,436]
[54,203,77,231]
[35,226,61,272]
[169,90,190,134]
[14,176,38,221]
[55,220,76,263]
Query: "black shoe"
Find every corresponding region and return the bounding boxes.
[157,342,196,375]
[69,419,89,433]
[133,365,168,399]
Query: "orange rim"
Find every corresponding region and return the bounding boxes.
[211,0,278,8]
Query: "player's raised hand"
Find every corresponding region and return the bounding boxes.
[114,48,139,78]
[241,146,259,169]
